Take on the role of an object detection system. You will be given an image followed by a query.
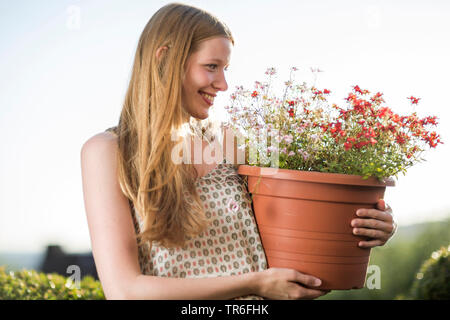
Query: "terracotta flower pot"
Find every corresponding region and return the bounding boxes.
[238,165,395,290]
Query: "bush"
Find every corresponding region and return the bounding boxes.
[0,266,105,300]
[409,245,450,300]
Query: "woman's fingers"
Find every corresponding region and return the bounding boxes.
[351,208,396,248]
[356,208,393,223]
[357,239,384,248]
[351,218,394,235]
[290,270,322,287]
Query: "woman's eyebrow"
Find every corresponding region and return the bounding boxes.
[208,58,229,65]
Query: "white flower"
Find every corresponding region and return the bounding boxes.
[265,67,276,76]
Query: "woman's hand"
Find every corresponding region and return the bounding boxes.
[254,268,331,300]
[351,199,397,248]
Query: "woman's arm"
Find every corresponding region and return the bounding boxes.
[81,132,327,300]
[81,132,142,299]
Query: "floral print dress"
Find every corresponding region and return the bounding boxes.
[105,126,268,299]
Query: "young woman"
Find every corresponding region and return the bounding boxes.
[81,3,397,300]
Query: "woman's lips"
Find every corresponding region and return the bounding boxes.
[199,91,214,106]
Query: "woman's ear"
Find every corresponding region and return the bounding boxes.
[155,46,169,60]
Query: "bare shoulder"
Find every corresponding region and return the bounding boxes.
[81,131,118,161]
[80,130,121,201]
[82,130,117,148]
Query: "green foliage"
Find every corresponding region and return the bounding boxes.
[0,266,105,300]
[409,245,450,299]
[319,217,450,300]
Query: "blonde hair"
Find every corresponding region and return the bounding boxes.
[111,3,234,249]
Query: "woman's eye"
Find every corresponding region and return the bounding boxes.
[207,64,218,70]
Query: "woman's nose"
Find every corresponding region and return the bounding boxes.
[212,71,228,92]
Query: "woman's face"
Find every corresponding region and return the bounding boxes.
[182,37,232,120]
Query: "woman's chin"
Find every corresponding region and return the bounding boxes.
[183,103,211,120]
[192,110,210,120]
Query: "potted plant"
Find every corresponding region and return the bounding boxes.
[224,67,442,290]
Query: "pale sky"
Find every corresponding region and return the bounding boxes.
[1,0,449,253]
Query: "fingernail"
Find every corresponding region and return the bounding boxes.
[356,210,362,216]
[315,279,322,286]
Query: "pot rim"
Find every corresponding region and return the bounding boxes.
[237,165,395,187]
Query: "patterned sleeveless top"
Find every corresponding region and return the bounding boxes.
[105,127,268,300]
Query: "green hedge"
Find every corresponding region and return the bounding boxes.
[0,266,105,300]
[409,245,450,300]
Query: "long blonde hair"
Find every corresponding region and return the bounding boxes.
[111,3,234,249]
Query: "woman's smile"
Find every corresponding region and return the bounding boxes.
[199,91,215,106]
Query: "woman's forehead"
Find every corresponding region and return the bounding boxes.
[193,37,232,61]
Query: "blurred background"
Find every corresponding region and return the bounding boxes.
[1,0,449,299]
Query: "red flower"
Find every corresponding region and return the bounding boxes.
[346,93,357,102]
[344,142,352,150]
[354,141,369,149]
[395,133,408,145]
[324,89,331,94]
[423,116,438,125]
[376,122,386,131]
[424,131,442,148]
[387,124,397,133]
[377,107,391,118]
[407,96,421,104]
[366,127,376,138]
[392,114,401,123]
[289,108,295,117]
[371,92,385,104]
[353,85,370,95]
[251,91,258,98]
